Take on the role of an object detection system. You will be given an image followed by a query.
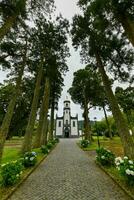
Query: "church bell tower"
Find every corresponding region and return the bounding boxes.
[63,99,71,138]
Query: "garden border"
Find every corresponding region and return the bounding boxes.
[78,140,134,199]
[96,162,134,200]
[2,143,58,200]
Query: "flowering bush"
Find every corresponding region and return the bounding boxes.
[0,160,23,186]
[81,139,90,148]
[41,145,49,154]
[23,152,37,167]
[115,156,134,185]
[96,147,115,166]
[46,142,53,150]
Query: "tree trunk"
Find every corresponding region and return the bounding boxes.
[21,60,44,153]
[41,118,49,146]
[49,101,55,141]
[83,100,92,142]
[102,105,112,139]
[0,15,17,41]
[0,58,26,162]
[33,77,50,148]
[117,14,134,47]
[95,51,134,159]
[0,0,27,41]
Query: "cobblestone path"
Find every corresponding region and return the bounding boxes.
[9,139,132,200]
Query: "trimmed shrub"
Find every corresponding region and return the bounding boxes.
[46,142,53,150]
[54,137,59,143]
[96,147,115,166]
[0,160,23,186]
[81,139,90,148]
[50,140,56,145]
[41,145,49,154]
[23,152,37,167]
[115,156,134,185]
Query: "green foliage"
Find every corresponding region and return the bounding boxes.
[115,156,134,186]
[0,160,23,186]
[0,79,34,138]
[54,137,59,143]
[23,152,37,167]
[81,139,90,148]
[68,67,101,108]
[93,116,117,136]
[41,145,49,154]
[96,147,115,166]
[115,86,134,128]
[46,142,53,150]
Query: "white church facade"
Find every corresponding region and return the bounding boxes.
[55,99,79,138]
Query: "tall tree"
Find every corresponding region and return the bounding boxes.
[23,16,69,150]
[48,73,63,141]
[78,0,134,46]
[69,67,101,142]
[0,0,54,41]
[71,3,134,158]
[0,28,29,162]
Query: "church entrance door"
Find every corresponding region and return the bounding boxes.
[65,131,69,138]
[64,127,70,138]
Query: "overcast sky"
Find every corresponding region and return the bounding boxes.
[54,0,109,120]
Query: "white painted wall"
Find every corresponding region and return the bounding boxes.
[64,110,70,124]
[56,119,63,136]
[71,119,78,136]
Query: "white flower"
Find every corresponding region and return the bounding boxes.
[16,174,19,178]
[107,150,111,153]
[32,152,36,156]
[116,162,120,166]
[101,156,105,159]
[120,159,124,164]
[115,157,123,165]
[126,169,131,175]
[126,169,134,176]
[124,156,128,160]
[128,160,133,165]
[30,157,34,161]
[20,171,23,175]
[25,157,28,160]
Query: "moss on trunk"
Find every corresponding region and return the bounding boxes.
[95,51,134,159]
[83,100,92,142]
[49,101,55,141]
[33,77,50,148]
[102,105,112,139]
[21,60,44,153]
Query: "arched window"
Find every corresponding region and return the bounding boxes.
[73,121,75,127]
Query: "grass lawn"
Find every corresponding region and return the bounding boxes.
[80,136,124,156]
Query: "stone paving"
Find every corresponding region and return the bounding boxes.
[9,139,132,200]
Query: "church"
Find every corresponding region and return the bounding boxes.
[55,99,79,138]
